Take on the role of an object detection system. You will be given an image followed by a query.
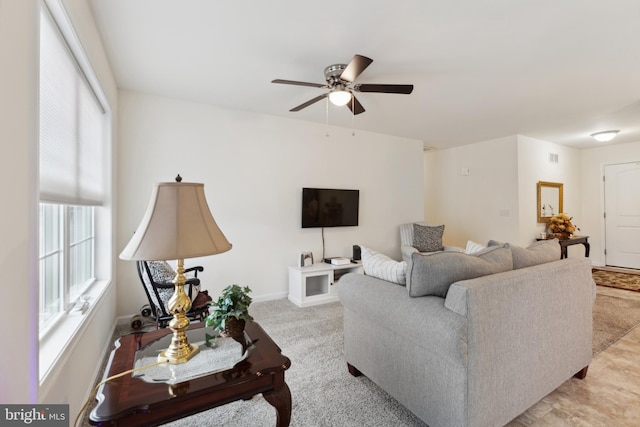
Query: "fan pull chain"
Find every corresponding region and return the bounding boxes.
[325,97,330,137]
[351,96,356,136]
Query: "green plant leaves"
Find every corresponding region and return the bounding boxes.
[205,284,254,331]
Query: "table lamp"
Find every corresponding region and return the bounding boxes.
[120,175,232,364]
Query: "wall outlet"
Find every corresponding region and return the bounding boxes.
[461,167,470,176]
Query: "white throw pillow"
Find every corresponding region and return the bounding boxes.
[465,240,486,254]
[361,246,407,285]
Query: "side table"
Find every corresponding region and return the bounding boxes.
[89,321,291,426]
[537,235,590,259]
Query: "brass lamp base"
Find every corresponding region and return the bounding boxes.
[158,342,200,365]
[157,316,200,363]
[157,259,200,364]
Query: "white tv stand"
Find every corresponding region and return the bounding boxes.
[288,261,363,308]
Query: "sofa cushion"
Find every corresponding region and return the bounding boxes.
[407,245,513,297]
[361,246,407,285]
[488,239,560,269]
[413,224,445,252]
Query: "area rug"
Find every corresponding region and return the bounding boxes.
[81,300,427,427]
[592,292,640,355]
[81,293,640,426]
[592,267,640,293]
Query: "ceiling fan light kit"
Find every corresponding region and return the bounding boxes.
[272,54,414,116]
[329,87,352,106]
[591,130,619,142]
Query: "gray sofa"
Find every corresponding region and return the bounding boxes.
[337,242,594,427]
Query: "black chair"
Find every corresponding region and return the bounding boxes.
[135,260,211,328]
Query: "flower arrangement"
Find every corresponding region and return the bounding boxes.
[547,213,579,238]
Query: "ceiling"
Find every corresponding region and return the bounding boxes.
[88,0,640,150]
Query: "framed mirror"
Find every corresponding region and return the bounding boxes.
[537,181,563,223]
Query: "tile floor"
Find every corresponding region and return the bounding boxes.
[507,285,640,426]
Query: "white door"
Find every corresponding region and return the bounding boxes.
[604,162,640,268]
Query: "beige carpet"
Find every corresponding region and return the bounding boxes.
[80,291,640,426]
[592,267,640,293]
[592,292,640,355]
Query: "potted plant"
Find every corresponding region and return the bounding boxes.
[205,284,253,337]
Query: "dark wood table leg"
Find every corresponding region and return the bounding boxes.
[263,382,291,427]
[583,242,590,257]
[347,362,362,377]
[573,365,589,379]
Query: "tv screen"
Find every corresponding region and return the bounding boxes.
[301,188,359,228]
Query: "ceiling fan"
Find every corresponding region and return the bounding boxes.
[271,54,413,115]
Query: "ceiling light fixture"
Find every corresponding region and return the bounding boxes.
[328,86,351,106]
[590,130,619,142]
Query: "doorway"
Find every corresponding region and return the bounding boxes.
[604,162,640,269]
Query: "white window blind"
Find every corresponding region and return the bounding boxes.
[39,6,105,206]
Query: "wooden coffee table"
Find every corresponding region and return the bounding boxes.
[89,321,291,426]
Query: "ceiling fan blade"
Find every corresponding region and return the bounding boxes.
[354,84,414,94]
[339,54,373,83]
[346,95,365,115]
[290,93,329,112]
[272,79,328,89]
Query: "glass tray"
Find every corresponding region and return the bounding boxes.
[132,328,254,384]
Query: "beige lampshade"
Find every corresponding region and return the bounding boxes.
[120,181,232,261]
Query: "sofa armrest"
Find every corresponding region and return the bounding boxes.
[337,272,467,359]
[445,258,594,317]
[401,245,418,263]
[443,258,594,426]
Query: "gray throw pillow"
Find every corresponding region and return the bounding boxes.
[406,245,513,297]
[413,224,444,252]
[488,239,560,269]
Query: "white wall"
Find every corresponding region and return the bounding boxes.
[0,0,118,417]
[424,134,584,249]
[580,141,640,266]
[116,90,424,317]
[516,135,581,248]
[424,135,520,247]
[0,0,39,403]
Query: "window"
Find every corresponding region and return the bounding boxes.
[39,3,106,336]
[39,204,95,333]
[39,203,62,328]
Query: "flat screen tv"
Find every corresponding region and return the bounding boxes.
[301,188,359,228]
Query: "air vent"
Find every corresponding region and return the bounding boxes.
[548,153,559,164]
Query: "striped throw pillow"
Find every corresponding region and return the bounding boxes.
[361,246,407,285]
[465,240,486,254]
